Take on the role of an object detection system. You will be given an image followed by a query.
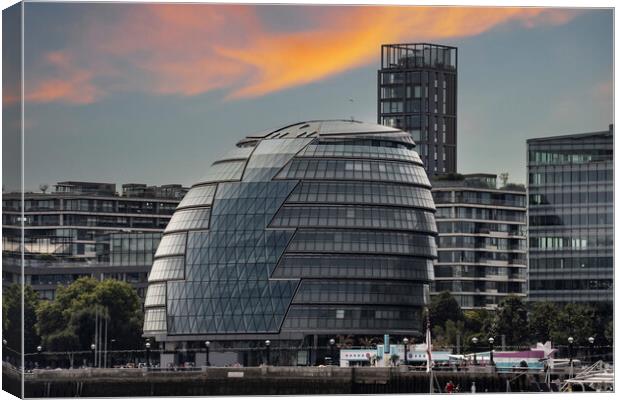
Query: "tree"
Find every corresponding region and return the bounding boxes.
[3,284,41,354]
[428,291,464,329]
[494,296,529,347]
[604,320,613,344]
[36,277,143,353]
[550,303,596,346]
[528,302,558,343]
[499,172,509,187]
[432,319,465,349]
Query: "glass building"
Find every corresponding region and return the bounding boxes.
[378,43,457,176]
[432,174,527,309]
[143,120,437,366]
[527,126,613,303]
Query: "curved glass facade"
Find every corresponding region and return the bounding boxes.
[143,120,437,360]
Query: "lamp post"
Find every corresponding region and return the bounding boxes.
[205,341,211,366]
[588,337,595,364]
[403,338,409,366]
[145,341,151,368]
[488,338,494,366]
[471,337,479,365]
[567,337,574,377]
[36,345,42,369]
[329,338,336,366]
[90,343,96,368]
[265,340,271,366]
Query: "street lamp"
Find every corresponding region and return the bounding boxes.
[205,341,211,366]
[90,343,96,368]
[403,338,409,366]
[36,345,42,369]
[567,337,574,376]
[488,338,495,366]
[265,340,271,366]
[329,338,336,366]
[588,337,595,364]
[471,337,479,365]
[145,341,151,368]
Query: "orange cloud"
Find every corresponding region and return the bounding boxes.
[25,51,103,104]
[26,5,579,103]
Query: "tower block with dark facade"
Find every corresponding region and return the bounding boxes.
[378,43,457,176]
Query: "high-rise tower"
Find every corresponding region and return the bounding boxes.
[378,43,457,175]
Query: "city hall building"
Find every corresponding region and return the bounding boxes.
[143,120,438,366]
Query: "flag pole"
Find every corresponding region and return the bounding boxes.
[426,307,433,394]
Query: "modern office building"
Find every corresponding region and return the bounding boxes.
[143,120,438,366]
[378,43,457,176]
[527,126,613,303]
[431,174,527,309]
[2,181,187,299]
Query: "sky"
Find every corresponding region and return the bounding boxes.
[2,3,614,191]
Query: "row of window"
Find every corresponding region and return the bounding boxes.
[294,281,426,306]
[437,221,526,236]
[2,199,178,214]
[144,308,167,332]
[144,283,166,307]
[529,191,613,206]
[288,230,437,257]
[165,207,212,233]
[148,256,186,282]
[177,185,217,209]
[198,160,246,184]
[529,235,613,250]
[434,281,525,293]
[436,207,526,223]
[273,255,433,281]
[437,236,526,251]
[277,159,431,187]
[298,143,422,164]
[529,149,612,165]
[529,279,613,291]
[155,232,187,258]
[288,181,435,210]
[434,265,526,280]
[3,213,169,230]
[529,212,613,227]
[433,190,526,208]
[167,314,284,334]
[529,168,612,186]
[437,250,526,265]
[271,205,436,233]
[529,256,612,271]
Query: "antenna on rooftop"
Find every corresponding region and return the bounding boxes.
[349,98,355,121]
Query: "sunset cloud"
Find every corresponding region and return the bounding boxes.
[25,51,103,104]
[24,5,580,104]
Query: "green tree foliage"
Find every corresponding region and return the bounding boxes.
[433,319,465,349]
[550,303,596,345]
[2,284,41,353]
[494,296,529,346]
[528,302,558,343]
[36,277,143,352]
[604,320,613,344]
[463,309,494,338]
[428,291,464,329]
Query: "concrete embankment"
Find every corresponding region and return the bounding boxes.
[4,366,540,397]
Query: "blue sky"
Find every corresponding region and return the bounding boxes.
[2,4,613,191]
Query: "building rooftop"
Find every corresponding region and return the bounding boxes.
[527,125,613,143]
